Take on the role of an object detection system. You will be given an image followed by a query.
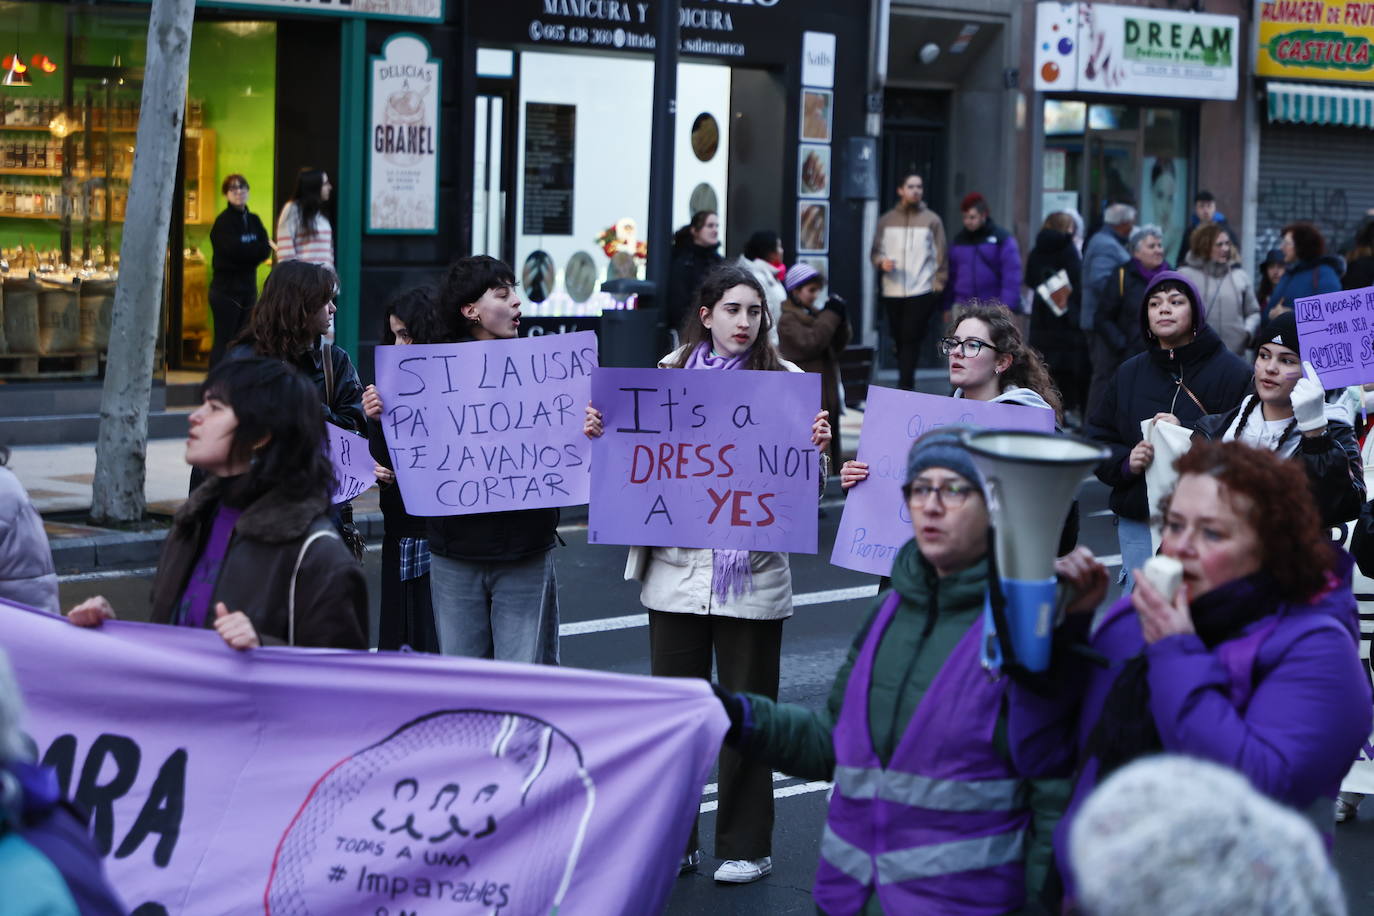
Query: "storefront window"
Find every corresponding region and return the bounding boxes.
[0,4,277,384]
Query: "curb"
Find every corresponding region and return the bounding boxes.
[49,478,849,573]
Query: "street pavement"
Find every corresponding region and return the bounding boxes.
[54,475,1374,914]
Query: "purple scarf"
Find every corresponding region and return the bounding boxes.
[1131,256,1171,285]
[684,341,755,602]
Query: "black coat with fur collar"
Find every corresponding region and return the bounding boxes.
[150,478,367,648]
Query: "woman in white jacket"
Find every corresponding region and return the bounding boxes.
[1178,222,1259,356]
[736,230,787,346]
[585,263,830,886]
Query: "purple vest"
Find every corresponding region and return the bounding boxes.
[815,592,1031,916]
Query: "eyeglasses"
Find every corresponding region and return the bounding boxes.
[226,184,248,192]
[904,481,978,508]
[939,337,1000,358]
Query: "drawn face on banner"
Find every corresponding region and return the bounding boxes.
[701,284,763,357]
[266,711,593,916]
[1253,342,1302,408]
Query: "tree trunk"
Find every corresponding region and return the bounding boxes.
[89,0,197,526]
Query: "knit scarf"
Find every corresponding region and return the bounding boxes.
[684,340,755,602]
[1131,256,1171,286]
[1085,570,1282,781]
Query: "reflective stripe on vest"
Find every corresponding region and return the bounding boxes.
[834,764,1024,812]
[822,823,1027,885]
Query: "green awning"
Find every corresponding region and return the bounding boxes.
[1267,81,1374,129]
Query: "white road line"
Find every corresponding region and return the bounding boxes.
[699,779,831,813]
[702,771,791,797]
[1088,509,1115,518]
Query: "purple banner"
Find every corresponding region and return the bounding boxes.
[327,424,377,504]
[589,367,822,553]
[831,386,1055,576]
[374,332,597,516]
[1,600,725,915]
[1294,285,1374,389]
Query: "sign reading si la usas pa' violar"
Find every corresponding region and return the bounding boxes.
[474,0,800,64]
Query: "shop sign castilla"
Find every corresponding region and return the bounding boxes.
[1259,0,1374,79]
[368,34,440,234]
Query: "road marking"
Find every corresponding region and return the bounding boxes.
[559,584,880,637]
[700,779,831,814]
[702,771,791,797]
[1088,509,1115,518]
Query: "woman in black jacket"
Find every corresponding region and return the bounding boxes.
[1026,211,1088,422]
[208,174,273,366]
[363,286,445,653]
[69,357,367,649]
[1194,310,1364,528]
[1086,271,1251,588]
[667,211,723,334]
[1094,225,1170,365]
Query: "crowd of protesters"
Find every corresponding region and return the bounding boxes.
[4,171,1374,913]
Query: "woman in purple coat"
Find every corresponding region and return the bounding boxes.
[1012,440,1371,908]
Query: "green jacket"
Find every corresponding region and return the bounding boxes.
[741,540,1067,915]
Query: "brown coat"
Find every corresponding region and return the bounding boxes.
[777,299,851,467]
[150,478,368,648]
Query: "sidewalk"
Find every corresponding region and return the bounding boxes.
[13,399,871,572]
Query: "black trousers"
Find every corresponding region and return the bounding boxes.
[883,292,942,390]
[648,610,783,860]
[209,284,257,367]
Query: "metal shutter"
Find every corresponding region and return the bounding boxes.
[1255,122,1374,265]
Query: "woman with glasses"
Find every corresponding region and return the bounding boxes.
[711,428,1074,912]
[840,303,1069,540]
[208,174,273,366]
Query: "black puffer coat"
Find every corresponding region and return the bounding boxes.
[1086,271,1252,521]
[1195,396,1365,528]
[1025,228,1086,379]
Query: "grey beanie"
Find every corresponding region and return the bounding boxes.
[1071,756,1347,916]
[905,426,984,493]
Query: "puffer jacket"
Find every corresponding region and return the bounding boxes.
[668,242,723,333]
[1195,395,1364,528]
[624,348,808,621]
[1008,554,1371,902]
[1178,253,1260,355]
[0,467,57,614]
[1267,255,1345,321]
[738,545,1068,913]
[150,476,368,648]
[945,219,1022,311]
[1086,271,1252,521]
[871,201,948,299]
[1026,227,1084,361]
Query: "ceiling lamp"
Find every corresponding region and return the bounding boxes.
[2,53,30,87]
[31,53,57,74]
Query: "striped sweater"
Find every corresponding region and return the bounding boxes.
[275,202,334,269]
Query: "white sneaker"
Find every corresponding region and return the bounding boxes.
[713,857,772,883]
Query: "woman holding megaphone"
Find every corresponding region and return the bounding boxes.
[1008,440,1371,910]
[1193,310,1364,529]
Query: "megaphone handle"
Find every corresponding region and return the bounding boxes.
[983,527,1020,671]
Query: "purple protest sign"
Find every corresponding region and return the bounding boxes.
[374,332,597,516]
[1293,285,1374,389]
[1,599,725,915]
[831,386,1055,576]
[327,424,376,504]
[589,367,822,553]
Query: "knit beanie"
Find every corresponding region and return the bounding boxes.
[905,426,984,494]
[1256,309,1300,354]
[1070,755,1347,916]
[784,263,822,292]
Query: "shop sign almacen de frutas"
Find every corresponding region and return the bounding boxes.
[1259,0,1374,82]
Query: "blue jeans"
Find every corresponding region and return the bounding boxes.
[1116,516,1155,592]
[429,551,560,664]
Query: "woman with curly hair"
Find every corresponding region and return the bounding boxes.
[1009,440,1371,909]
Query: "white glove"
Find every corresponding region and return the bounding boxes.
[1291,361,1327,433]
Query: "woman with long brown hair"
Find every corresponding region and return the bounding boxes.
[584,262,830,885]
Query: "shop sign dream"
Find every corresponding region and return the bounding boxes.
[1124,18,1233,67]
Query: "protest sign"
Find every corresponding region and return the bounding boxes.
[1,600,725,915]
[589,367,822,553]
[1293,285,1374,389]
[831,386,1055,576]
[327,424,377,504]
[374,332,597,516]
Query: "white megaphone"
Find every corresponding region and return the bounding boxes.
[961,429,1109,674]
